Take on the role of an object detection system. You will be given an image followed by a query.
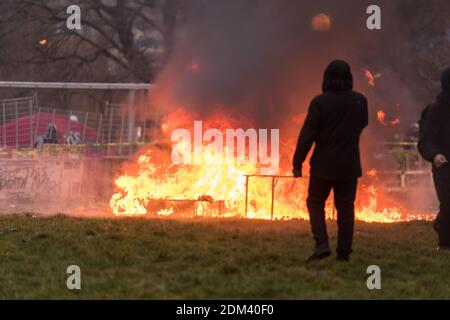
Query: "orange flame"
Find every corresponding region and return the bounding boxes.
[367,169,378,178]
[377,110,386,124]
[364,69,375,87]
[109,110,431,223]
[391,117,401,126]
[377,110,401,127]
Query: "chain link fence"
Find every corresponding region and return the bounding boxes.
[0,96,157,157]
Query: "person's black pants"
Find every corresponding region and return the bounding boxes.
[433,167,450,247]
[307,176,358,256]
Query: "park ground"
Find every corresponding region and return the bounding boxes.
[0,214,449,299]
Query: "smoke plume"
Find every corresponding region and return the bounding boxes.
[150,0,416,129]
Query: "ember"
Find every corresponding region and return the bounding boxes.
[377,110,401,126]
[367,169,378,178]
[364,69,376,87]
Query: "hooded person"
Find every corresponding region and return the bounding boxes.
[293,60,369,262]
[34,123,59,149]
[418,67,450,251]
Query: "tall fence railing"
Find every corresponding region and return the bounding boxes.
[378,142,433,192]
[0,96,157,157]
[1,96,38,149]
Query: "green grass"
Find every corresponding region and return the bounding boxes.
[0,214,449,299]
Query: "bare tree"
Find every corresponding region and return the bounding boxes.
[0,0,184,83]
[401,0,450,91]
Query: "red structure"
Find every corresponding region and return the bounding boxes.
[0,113,98,148]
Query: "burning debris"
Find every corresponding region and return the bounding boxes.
[377,110,401,127]
[367,169,378,178]
[364,69,376,87]
[108,1,434,224]
[110,109,431,223]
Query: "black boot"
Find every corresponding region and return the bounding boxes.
[306,242,331,262]
[337,254,350,262]
[336,249,353,262]
[433,212,441,233]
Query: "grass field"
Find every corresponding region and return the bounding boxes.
[0,214,449,300]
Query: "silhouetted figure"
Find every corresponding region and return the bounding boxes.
[418,67,450,252]
[418,104,441,233]
[293,60,369,262]
[35,123,58,149]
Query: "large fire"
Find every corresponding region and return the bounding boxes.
[110,109,431,223]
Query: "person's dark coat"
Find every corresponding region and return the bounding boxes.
[418,67,450,248]
[418,104,433,137]
[418,68,450,166]
[293,60,369,181]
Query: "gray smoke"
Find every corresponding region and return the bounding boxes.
[150,0,414,128]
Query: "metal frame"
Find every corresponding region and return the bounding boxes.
[244,175,297,220]
[0,81,149,91]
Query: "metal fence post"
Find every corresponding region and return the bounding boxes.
[271,177,276,221]
[34,108,41,141]
[119,111,125,155]
[66,111,73,141]
[3,102,6,148]
[51,108,56,127]
[15,101,19,149]
[82,112,89,143]
[96,113,103,144]
[107,106,114,155]
[34,94,39,109]
[29,100,33,147]
[128,90,136,155]
[50,108,56,146]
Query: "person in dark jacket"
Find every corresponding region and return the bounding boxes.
[293,60,369,262]
[34,123,58,149]
[418,67,450,251]
[418,105,441,232]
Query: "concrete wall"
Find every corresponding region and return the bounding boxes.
[0,158,84,202]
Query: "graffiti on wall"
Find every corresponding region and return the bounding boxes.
[0,160,83,201]
[0,164,58,194]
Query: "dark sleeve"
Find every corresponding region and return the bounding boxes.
[293,100,321,169]
[418,106,431,136]
[418,106,441,162]
[362,97,369,130]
